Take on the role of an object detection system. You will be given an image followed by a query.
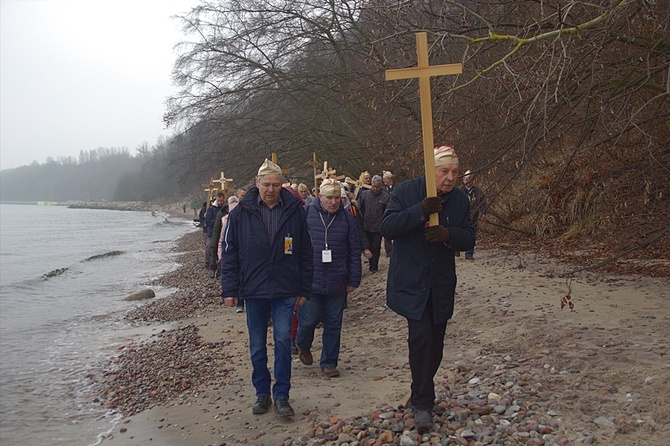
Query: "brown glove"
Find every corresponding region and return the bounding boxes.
[425,225,451,243]
[421,197,442,216]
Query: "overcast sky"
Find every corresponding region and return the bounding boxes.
[0,0,199,170]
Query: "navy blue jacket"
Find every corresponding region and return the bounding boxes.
[205,203,221,237]
[306,199,362,296]
[220,187,312,300]
[381,176,475,322]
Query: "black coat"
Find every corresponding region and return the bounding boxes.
[381,176,475,322]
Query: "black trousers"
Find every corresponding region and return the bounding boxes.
[365,231,382,271]
[407,293,448,410]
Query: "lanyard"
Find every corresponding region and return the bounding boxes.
[318,210,337,250]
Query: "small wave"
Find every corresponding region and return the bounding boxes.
[84,251,124,262]
[42,268,69,280]
[88,410,122,446]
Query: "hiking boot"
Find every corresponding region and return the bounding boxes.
[274,398,295,418]
[252,396,272,414]
[299,350,313,365]
[322,366,340,377]
[414,409,433,431]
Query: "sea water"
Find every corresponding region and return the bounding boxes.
[0,203,196,445]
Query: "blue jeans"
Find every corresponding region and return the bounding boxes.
[296,293,346,370]
[245,297,295,400]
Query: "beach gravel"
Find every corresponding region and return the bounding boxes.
[89,227,670,446]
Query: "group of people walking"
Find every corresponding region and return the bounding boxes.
[199,148,484,432]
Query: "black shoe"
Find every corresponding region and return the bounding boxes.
[414,409,433,431]
[252,396,272,414]
[274,398,295,418]
[407,402,446,415]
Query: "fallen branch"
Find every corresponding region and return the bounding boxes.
[561,225,669,276]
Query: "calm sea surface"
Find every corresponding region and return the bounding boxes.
[0,203,195,445]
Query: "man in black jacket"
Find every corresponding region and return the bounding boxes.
[381,146,475,432]
[220,158,312,419]
[459,170,487,260]
[358,175,390,273]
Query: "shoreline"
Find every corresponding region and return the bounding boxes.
[91,228,670,446]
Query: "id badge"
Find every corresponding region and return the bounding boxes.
[322,249,332,263]
[284,236,293,255]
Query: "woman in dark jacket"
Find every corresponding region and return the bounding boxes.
[296,179,362,378]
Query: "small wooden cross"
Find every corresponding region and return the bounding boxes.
[320,161,346,181]
[356,172,372,191]
[270,152,292,176]
[213,171,234,197]
[308,152,319,191]
[201,181,219,209]
[386,32,462,226]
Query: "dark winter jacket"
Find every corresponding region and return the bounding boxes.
[205,203,221,237]
[306,199,362,296]
[459,184,487,225]
[358,189,390,232]
[220,187,312,300]
[210,205,229,256]
[381,176,475,322]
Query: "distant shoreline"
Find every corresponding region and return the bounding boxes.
[1,200,151,211]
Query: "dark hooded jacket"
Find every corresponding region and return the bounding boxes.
[381,176,475,322]
[220,186,312,300]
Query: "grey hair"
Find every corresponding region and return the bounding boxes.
[371,175,383,185]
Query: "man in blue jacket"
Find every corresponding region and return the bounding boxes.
[296,179,362,378]
[220,158,312,418]
[381,146,475,432]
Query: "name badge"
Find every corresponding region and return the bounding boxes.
[322,249,332,263]
[284,236,293,255]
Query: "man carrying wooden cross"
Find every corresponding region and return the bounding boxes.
[381,146,475,431]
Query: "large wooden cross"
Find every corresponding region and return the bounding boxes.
[213,171,234,197]
[386,32,462,226]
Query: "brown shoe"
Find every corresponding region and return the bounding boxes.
[298,350,313,365]
[322,366,340,377]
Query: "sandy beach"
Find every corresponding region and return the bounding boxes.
[93,212,670,446]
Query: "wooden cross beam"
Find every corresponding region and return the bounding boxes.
[270,152,292,176]
[308,152,319,191]
[386,32,462,226]
[356,171,372,191]
[202,181,219,209]
[213,171,234,197]
[320,161,346,181]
